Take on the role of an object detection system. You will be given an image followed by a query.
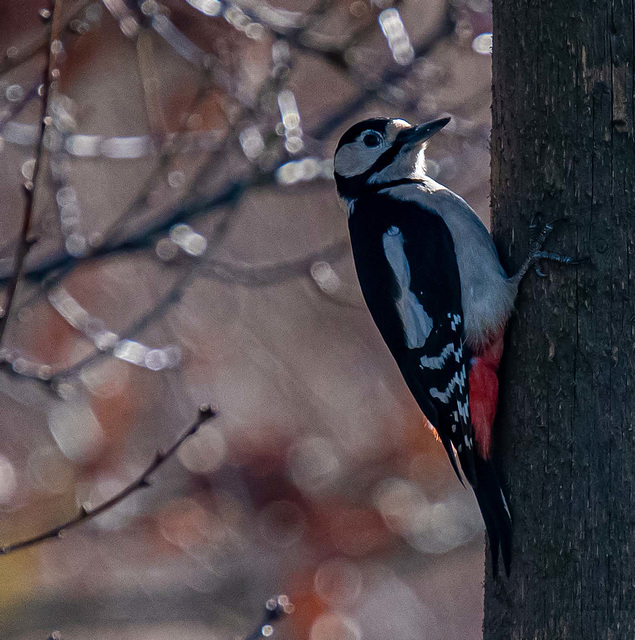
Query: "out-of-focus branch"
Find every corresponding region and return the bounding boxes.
[0,195,35,347]
[244,596,294,640]
[202,240,348,286]
[0,0,64,346]
[44,593,292,640]
[48,265,196,384]
[0,235,352,384]
[0,0,93,76]
[46,177,246,384]
[103,0,246,108]
[0,5,455,285]
[218,0,368,71]
[312,10,457,140]
[0,0,457,390]
[0,404,216,556]
[135,29,169,139]
[0,179,245,285]
[0,16,284,285]
[0,82,40,138]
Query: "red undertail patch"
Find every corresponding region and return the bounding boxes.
[469,333,504,459]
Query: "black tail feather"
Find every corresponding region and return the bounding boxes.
[440,435,467,488]
[472,453,512,576]
[456,442,477,487]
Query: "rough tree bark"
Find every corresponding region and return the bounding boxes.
[485,1,634,638]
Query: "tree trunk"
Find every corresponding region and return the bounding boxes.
[485,1,635,638]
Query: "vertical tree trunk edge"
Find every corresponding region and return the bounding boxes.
[485,1,634,638]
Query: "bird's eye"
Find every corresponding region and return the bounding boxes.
[362,132,381,147]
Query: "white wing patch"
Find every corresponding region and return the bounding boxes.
[419,342,463,369]
[382,226,432,349]
[429,365,467,405]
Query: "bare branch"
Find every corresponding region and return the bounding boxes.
[43,593,292,640]
[48,265,196,384]
[244,595,295,640]
[0,404,216,556]
[0,0,458,393]
[202,240,348,286]
[0,10,455,285]
[135,28,169,140]
[0,0,91,76]
[0,0,64,346]
[0,193,35,347]
[311,11,457,140]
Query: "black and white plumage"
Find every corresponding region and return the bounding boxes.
[349,193,474,480]
[334,117,514,574]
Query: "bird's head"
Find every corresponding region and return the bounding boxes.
[333,116,449,200]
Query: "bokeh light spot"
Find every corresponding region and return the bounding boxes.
[472,32,493,55]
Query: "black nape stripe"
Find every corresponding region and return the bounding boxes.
[334,169,426,199]
[365,135,407,176]
[366,178,427,192]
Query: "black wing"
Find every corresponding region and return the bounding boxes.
[349,193,476,485]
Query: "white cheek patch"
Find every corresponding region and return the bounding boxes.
[334,142,384,177]
[382,226,432,349]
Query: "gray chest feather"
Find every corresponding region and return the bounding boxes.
[380,182,516,349]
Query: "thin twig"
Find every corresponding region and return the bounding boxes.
[0,0,63,346]
[135,28,169,140]
[46,187,244,385]
[49,266,196,384]
[0,0,91,76]
[202,240,348,286]
[0,8,455,286]
[2,1,447,278]
[0,404,216,556]
[244,596,294,640]
[0,235,351,384]
[0,1,457,390]
[0,179,245,287]
[43,593,292,640]
[0,194,35,346]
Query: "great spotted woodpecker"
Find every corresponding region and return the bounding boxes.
[334,116,577,574]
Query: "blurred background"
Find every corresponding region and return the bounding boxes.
[0,1,493,638]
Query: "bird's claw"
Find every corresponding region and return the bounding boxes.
[531,250,586,277]
[511,217,585,285]
[528,216,568,254]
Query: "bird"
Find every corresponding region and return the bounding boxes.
[333,116,578,574]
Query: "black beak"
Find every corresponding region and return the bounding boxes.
[396,117,451,146]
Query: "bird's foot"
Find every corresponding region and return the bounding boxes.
[510,216,587,285]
